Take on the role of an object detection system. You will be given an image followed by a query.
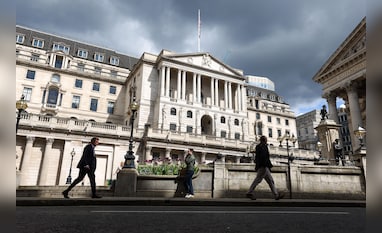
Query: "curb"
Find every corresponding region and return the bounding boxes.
[16,197,366,208]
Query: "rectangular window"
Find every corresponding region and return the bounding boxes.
[77,63,85,71]
[277,129,282,137]
[32,38,44,48]
[16,34,24,44]
[92,82,100,91]
[107,101,115,114]
[22,87,32,101]
[94,53,104,62]
[95,67,102,75]
[268,128,273,138]
[267,116,272,123]
[109,86,116,94]
[110,56,119,66]
[186,126,193,133]
[256,113,260,120]
[234,133,240,140]
[285,119,289,126]
[54,55,63,68]
[169,123,177,131]
[90,98,98,111]
[31,54,39,62]
[26,70,35,80]
[75,79,83,88]
[276,118,281,124]
[77,49,88,58]
[221,131,227,138]
[53,43,70,54]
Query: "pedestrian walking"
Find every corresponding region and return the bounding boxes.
[184,148,196,198]
[246,136,284,200]
[62,137,102,198]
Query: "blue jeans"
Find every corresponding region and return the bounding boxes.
[184,170,194,195]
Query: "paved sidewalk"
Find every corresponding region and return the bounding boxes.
[16,196,366,207]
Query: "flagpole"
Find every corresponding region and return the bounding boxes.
[198,9,201,52]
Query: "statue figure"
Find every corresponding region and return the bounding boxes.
[320,105,328,120]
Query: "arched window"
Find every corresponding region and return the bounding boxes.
[221,116,226,124]
[187,110,193,118]
[170,107,177,115]
[234,119,239,126]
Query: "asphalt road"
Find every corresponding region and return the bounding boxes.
[17,205,365,233]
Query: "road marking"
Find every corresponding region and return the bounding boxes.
[91,210,349,215]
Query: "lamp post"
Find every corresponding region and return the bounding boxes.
[316,141,322,158]
[123,97,139,168]
[16,95,28,134]
[66,148,76,184]
[354,126,366,150]
[277,133,297,199]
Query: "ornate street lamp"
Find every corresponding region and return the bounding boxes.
[123,97,139,168]
[16,95,28,134]
[316,141,323,158]
[278,133,296,199]
[354,126,366,149]
[66,148,76,184]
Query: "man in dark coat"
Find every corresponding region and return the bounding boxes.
[62,137,101,198]
[246,136,283,200]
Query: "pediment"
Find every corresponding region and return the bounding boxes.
[162,52,243,77]
[313,17,366,81]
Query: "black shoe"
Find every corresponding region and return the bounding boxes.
[62,191,69,199]
[92,195,102,198]
[275,193,284,200]
[246,193,256,200]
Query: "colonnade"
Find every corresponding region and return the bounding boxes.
[160,66,246,112]
[324,80,365,150]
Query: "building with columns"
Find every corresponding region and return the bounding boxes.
[313,17,366,151]
[16,25,302,187]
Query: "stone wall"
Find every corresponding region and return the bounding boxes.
[135,162,366,200]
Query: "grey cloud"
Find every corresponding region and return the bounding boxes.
[15,0,366,114]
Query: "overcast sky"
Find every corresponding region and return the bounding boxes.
[15,0,366,115]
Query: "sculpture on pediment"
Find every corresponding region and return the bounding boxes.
[202,54,211,67]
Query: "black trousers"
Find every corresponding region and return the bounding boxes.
[66,168,96,195]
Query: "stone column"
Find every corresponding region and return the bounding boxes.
[39,138,55,185]
[177,70,181,99]
[20,136,35,186]
[160,66,165,96]
[228,82,232,109]
[325,92,339,123]
[193,73,197,102]
[224,81,228,109]
[241,85,247,112]
[346,82,363,150]
[182,71,186,100]
[197,74,201,103]
[215,79,219,107]
[210,77,215,106]
[165,67,170,97]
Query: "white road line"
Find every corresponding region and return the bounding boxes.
[91,210,349,215]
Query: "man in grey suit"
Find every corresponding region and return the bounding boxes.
[62,137,101,198]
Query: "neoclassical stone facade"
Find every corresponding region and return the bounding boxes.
[313,17,366,152]
[16,25,305,187]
